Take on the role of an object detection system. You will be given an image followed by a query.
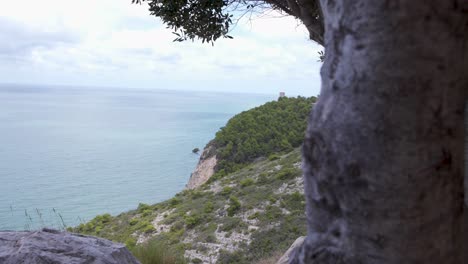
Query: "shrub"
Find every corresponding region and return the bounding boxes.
[170,221,184,232]
[138,221,155,233]
[248,212,260,220]
[219,217,243,232]
[204,202,214,213]
[195,244,209,253]
[184,215,201,228]
[257,173,269,184]
[205,234,217,243]
[142,224,155,234]
[162,228,185,245]
[227,196,241,217]
[268,154,280,161]
[207,170,227,183]
[268,196,277,204]
[218,250,247,264]
[264,206,283,221]
[220,186,233,196]
[281,192,305,212]
[169,198,182,207]
[161,213,179,225]
[275,167,301,180]
[290,191,303,201]
[129,218,139,226]
[142,209,152,217]
[85,222,95,232]
[240,178,255,188]
[247,219,306,262]
[125,237,137,251]
[132,239,186,264]
[100,214,112,223]
[137,203,151,213]
[191,191,204,199]
[88,213,112,226]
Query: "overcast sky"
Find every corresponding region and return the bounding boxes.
[0,0,322,96]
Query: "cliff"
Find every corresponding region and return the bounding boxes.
[187,96,316,190]
[186,144,217,189]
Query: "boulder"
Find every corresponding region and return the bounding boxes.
[0,228,140,264]
[276,236,305,264]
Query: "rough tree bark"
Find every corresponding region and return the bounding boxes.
[293,1,468,263]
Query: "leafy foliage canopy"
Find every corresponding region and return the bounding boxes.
[133,0,232,43]
[133,0,324,44]
[212,96,316,173]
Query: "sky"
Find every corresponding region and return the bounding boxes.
[0,0,323,96]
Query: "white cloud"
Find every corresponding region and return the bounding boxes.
[0,0,322,95]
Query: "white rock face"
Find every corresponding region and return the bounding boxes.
[186,146,217,189]
[0,228,140,264]
[277,236,305,264]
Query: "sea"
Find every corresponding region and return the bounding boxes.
[0,84,275,231]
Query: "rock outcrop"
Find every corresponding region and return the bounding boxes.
[276,236,305,264]
[0,228,140,264]
[186,145,217,189]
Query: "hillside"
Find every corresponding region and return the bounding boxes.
[212,96,315,174]
[187,96,316,189]
[72,148,304,263]
[71,97,315,263]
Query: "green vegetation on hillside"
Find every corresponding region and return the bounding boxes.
[72,149,305,264]
[71,97,313,263]
[212,96,316,174]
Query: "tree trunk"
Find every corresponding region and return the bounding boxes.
[293,1,468,263]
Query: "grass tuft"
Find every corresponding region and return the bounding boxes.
[132,239,186,264]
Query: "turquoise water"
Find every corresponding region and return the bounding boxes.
[0,84,275,230]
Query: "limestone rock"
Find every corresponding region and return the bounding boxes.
[276,236,305,264]
[186,145,217,189]
[0,228,140,264]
